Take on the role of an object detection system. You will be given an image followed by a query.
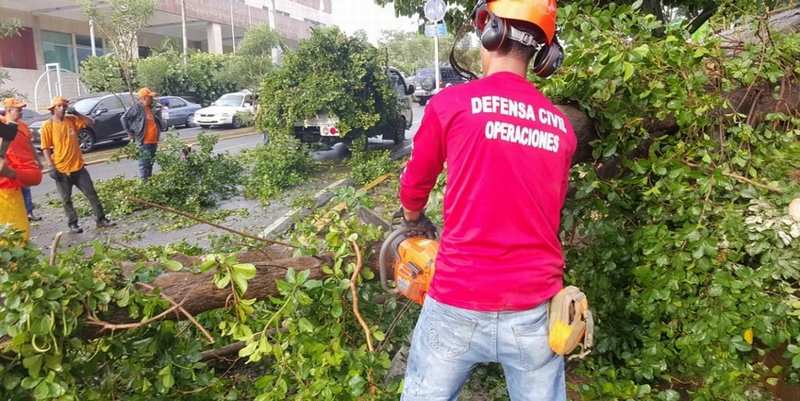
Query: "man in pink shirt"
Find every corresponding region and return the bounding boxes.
[399,0,575,399]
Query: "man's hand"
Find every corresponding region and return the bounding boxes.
[0,158,16,179]
[399,208,438,239]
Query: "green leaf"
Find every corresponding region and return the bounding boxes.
[298,318,314,333]
[233,263,257,279]
[623,62,634,81]
[23,354,43,378]
[33,380,50,399]
[631,0,643,10]
[3,374,20,390]
[214,273,231,289]
[159,365,174,391]
[163,260,183,271]
[297,269,310,284]
[238,340,259,358]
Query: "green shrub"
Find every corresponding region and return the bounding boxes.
[242,134,315,204]
[80,55,132,93]
[348,137,397,185]
[234,111,255,127]
[73,133,242,217]
[137,51,240,106]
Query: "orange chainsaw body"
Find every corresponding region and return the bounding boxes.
[393,237,439,304]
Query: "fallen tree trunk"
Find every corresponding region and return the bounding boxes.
[79,248,329,340]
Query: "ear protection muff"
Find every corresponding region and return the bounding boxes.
[480,11,507,51]
[531,36,564,78]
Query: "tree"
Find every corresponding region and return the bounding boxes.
[80,0,157,94]
[0,18,21,38]
[257,27,400,139]
[216,25,283,91]
[375,0,796,33]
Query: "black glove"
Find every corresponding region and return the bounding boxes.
[400,209,438,239]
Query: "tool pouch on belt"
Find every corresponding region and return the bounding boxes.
[548,286,594,359]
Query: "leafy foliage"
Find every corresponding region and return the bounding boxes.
[0,18,21,38]
[136,51,240,106]
[80,0,156,94]
[348,138,398,185]
[527,2,800,399]
[241,134,315,204]
[256,27,401,139]
[71,133,243,218]
[215,26,281,91]
[0,191,418,400]
[79,55,130,93]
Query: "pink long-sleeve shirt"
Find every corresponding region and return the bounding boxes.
[399,71,576,311]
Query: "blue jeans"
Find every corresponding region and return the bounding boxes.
[402,296,565,401]
[22,187,33,215]
[138,143,158,180]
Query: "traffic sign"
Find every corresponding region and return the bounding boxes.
[424,0,446,22]
[424,22,448,37]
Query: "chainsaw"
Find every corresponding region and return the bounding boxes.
[370,207,594,358]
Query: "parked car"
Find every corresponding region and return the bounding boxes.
[292,67,414,146]
[413,66,468,105]
[193,91,255,129]
[158,96,201,128]
[31,92,136,152]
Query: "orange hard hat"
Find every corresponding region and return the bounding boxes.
[48,96,69,110]
[487,0,558,44]
[2,97,27,110]
[137,87,157,98]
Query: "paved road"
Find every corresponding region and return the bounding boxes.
[30,104,424,200]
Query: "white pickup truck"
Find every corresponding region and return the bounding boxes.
[292,67,414,146]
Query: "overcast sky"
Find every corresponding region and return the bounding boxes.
[331,0,421,44]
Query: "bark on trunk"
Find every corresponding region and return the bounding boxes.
[78,246,330,340]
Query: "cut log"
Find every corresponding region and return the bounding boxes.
[79,251,329,339]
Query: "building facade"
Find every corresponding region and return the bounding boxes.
[0,0,332,110]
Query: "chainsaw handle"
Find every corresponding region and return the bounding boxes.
[378,227,415,294]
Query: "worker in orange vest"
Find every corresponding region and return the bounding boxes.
[0,97,43,241]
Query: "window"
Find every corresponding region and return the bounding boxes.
[42,30,75,72]
[97,96,124,111]
[215,94,244,107]
[167,98,186,108]
[75,35,104,68]
[389,71,406,96]
[73,97,100,115]
[0,27,37,70]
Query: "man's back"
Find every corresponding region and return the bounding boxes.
[400,71,577,311]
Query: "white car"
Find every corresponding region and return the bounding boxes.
[193,91,255,128]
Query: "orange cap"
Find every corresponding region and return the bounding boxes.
[488,0,557,44]
[2,97,27,110]
[137,87,157,98]
[48,96,69,110]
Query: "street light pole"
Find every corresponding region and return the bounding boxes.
[434,33,440,90]
[89,18,97,56]
[230,0,236,54]
[180,0,188,64]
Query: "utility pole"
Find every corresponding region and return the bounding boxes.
[230,0,236,54]
[181,0,188,64]
[89,18,97,56]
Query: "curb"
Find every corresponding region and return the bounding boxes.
[259,178,352,238]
